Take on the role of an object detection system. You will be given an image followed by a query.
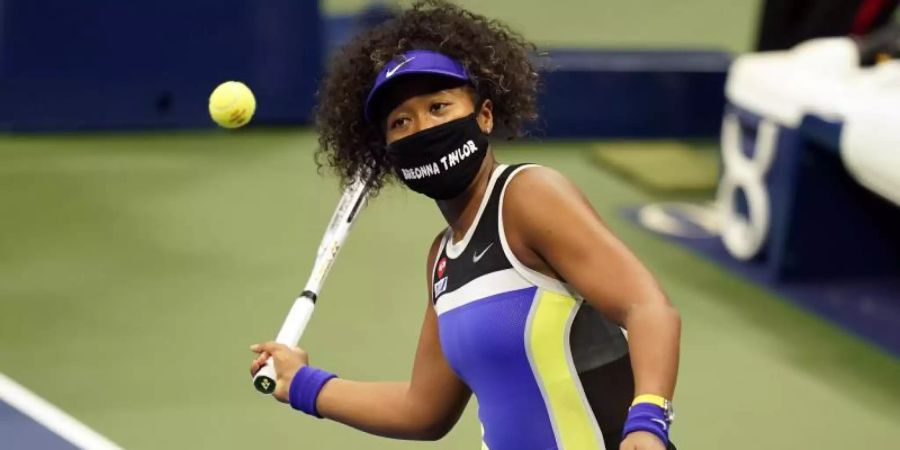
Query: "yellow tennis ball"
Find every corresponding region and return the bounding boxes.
[209,81,256,129]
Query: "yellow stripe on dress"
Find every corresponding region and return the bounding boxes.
[528,290,601,449]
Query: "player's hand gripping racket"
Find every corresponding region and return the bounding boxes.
[253,173,371,394]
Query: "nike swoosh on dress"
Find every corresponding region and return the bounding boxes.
[473,243,494,263]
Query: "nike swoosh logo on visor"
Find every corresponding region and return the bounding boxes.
[386,57,416,78]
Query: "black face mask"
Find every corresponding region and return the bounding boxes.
[386,113,489,200]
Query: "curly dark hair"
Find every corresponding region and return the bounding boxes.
[315,0,539,195]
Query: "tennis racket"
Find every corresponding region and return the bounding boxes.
[253,173,371,394]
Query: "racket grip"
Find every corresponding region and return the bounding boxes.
[253,361,278,394]
[253,292,317,395]
[274,292,317,345]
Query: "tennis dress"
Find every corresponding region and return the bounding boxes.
[431,164,636,450]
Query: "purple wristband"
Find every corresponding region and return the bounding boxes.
[289,366,337,418]
[622,403,669,445]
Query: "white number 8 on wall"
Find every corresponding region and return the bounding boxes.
[716,111,779,261]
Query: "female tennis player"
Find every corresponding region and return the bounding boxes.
[251,2,681,449]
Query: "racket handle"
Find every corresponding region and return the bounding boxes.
[274,292,317,344]
[253,361,278,394]
[253,292,317,394]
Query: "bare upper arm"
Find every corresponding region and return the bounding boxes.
[503,166,670,324]
[404,231,470,438]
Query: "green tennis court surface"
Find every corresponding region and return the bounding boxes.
[1,130,898,449]
[591,141,720,195]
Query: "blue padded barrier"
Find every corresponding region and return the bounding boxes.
[532,50,730,139]
[0,0,321,131]
[1,6,728,138]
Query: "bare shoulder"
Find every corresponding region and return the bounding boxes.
[503,165,594,221]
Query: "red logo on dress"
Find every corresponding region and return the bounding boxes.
[437,257,447,278]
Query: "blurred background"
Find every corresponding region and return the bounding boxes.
[1,0,899,449]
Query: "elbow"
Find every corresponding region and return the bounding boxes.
[658,299,681,332]
[400,427,449,442]
[378,418,454,442]
[410,419,455,441]
[672,306,682,339]
[660,302,682,346]
[419,427,451,442]
[400,391,468,441]
[622,296,681,330]
[667,302,681,326]
[403,409,461,441]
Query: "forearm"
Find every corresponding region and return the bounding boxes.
[315,379,442,440]
[624,302,681,399]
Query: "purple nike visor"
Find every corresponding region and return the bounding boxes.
[364,49,471,123]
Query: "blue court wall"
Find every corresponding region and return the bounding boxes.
[0,0,322,131]
[533,49,729,139]
[0,3,727,138]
